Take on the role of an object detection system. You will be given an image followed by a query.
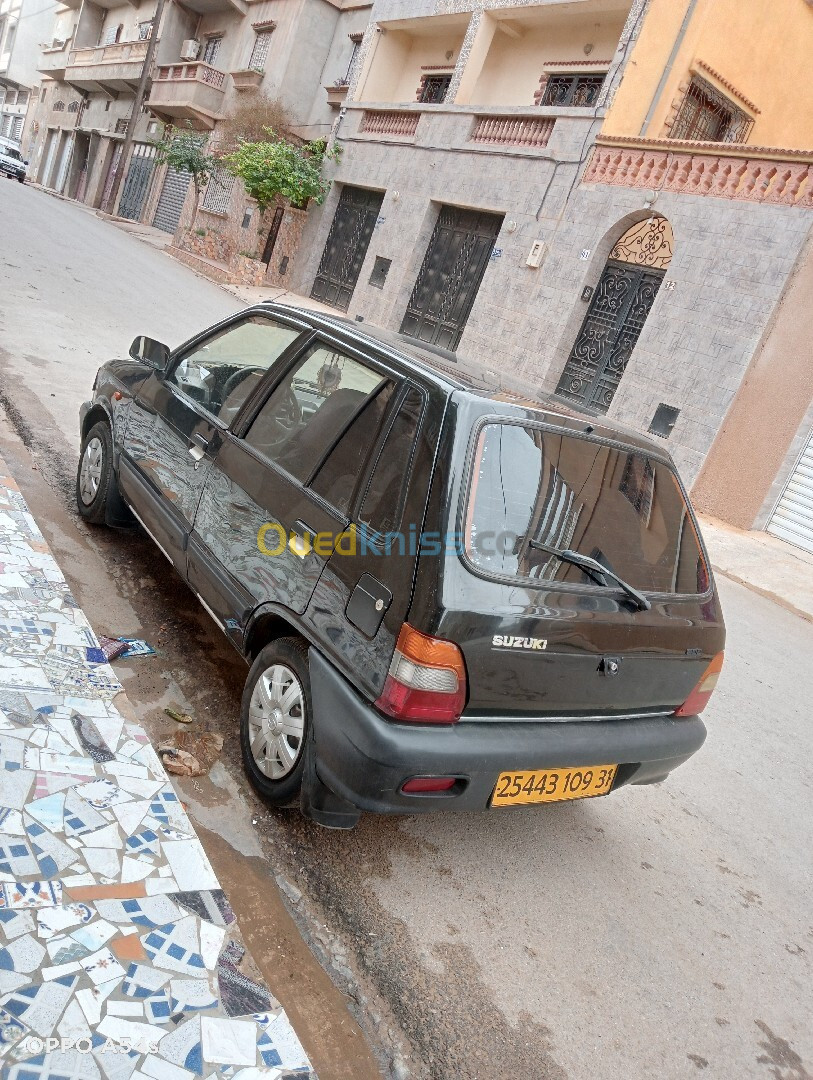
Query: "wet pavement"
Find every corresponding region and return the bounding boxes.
[0,458,313,1079]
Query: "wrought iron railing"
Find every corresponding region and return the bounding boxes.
[359,110,420,138]
[470,115,555,148]
[155,63,227,90]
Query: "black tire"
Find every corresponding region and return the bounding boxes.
[76,420,114,525]
[17,177,25,184]
[241,636,310,806]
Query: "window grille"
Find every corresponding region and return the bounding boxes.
[138,20,153,40]
[345,39,360,82]
[540,73,605,107]
[418,73,452,104]
[249,31,272,71]
[100,24,121,46]
[670,75,753,143]
[11,115,22,140]
[67,100,79,113]
[202,166,234,214]
[53,100,65,112]
[202,36,222,66]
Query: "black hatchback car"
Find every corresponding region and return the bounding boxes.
[78,303,725,828]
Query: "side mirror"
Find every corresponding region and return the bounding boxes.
[130,335,170,370]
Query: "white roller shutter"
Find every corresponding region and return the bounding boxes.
[767,430,813,553]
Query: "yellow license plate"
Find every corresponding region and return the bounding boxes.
[491,765,618,807]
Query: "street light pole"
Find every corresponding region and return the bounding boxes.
[102,0,167,216]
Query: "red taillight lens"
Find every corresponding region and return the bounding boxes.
[401,777,457,793]
[375,624,467,724]
[674,652,724,716]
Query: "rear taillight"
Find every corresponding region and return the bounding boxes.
[674,652,724,716]
[375,624,466,724]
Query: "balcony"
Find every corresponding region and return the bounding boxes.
[38,40,73,80]
[148,63,227,130]
[347,103,586,159]
[64,39,150,94]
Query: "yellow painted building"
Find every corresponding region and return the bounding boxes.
[604,0,813,150]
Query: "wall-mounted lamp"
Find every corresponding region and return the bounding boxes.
[506,220,518,233]
[391,191,400,202]
[584,43,594,55]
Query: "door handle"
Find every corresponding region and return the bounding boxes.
[188,433,209,462]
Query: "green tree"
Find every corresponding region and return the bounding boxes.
[221,128,340,211]
[150,123,216,226]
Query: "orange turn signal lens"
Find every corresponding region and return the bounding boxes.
[674,651,724,717]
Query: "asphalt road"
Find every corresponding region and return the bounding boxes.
[1,183,811,1080]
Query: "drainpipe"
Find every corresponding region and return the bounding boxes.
[102,0,167,215]
[639,0,700,137]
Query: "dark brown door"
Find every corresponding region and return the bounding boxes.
[311,186,384,311]
[400,206,503,351]
[556,261,664,414]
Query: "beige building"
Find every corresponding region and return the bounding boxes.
[288,0,813,550]
[1,0,54,145]
[25,0,371,233]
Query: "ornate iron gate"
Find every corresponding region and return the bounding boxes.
[555,216,674,414]
[400,206,503,351]
[311,186,384,311]
[118,143,157,221]
[556,262,665,413]
[152,167,190,234]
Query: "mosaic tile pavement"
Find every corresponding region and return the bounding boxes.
[0,461,315,1079]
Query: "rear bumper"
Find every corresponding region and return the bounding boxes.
[308,648,707,816]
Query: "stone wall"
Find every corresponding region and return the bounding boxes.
[292,114,813,487]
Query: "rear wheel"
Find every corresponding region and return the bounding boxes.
[241,636,310,806]
[76,420,114,525]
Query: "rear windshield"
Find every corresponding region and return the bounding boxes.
[464,423,708,595]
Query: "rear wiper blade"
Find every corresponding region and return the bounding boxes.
[527,540,651,611]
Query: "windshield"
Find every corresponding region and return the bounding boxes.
[464,422,708,594]
[2,146,23,161]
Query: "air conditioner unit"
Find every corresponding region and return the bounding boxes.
[180,39,200,61]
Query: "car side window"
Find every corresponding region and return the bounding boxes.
[167,316,302,425]
[244,344,387,484]
[310,383,396,516]
[358,387,424,535]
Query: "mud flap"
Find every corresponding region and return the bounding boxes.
[300,735,361,830]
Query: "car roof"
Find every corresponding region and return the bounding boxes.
[264,302,666,456]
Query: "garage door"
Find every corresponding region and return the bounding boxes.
[767,430,813,553]
[153,167,191,234]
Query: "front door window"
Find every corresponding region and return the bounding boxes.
[168,315,303,426]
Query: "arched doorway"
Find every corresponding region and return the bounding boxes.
[555,216,674,413]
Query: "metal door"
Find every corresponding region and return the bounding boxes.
[118,143,157,221]
[311,186,384,311]
[556,261,665,414]
[767,431,813,553]
[400,206,503,351]
[152,166,191,233]
[54,134,73,194]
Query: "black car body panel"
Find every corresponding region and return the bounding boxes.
[82,303,725,826]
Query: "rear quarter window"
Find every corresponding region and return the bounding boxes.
[465,422,708,595]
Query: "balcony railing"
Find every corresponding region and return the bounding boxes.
[156,62,226,91]
[585,137,813,208]
[69,39,150,67]
[471,115,555,148]
[359,110,420,138]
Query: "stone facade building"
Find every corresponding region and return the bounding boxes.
[288,0,813,548]
[24,0,371,233]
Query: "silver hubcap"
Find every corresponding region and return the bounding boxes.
[79,437,104,505]
[248,663,305,780]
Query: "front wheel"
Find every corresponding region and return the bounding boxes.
[76,420,114,525]
[241,637,310,806]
